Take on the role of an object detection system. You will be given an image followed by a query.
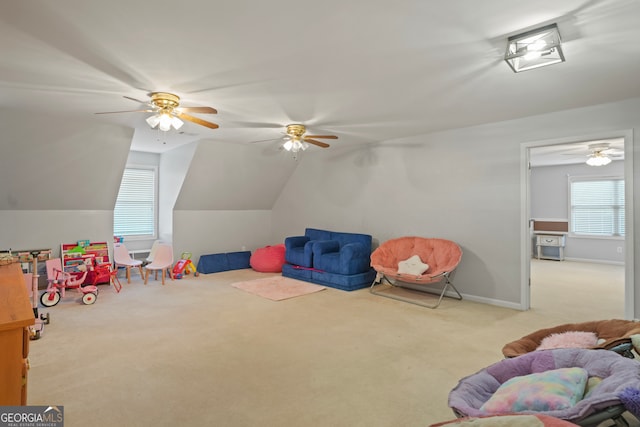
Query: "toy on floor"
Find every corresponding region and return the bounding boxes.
[40,258,98,306]
[172,252,199,279]
[91,262,121,293]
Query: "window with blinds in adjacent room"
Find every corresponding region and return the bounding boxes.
[569,177,624,237]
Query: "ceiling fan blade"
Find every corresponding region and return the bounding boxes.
[176,112,219,129]
[95,109,154,114]
[249,137,282,144]
[228,121,283,129]
[178,106,218,114]
[123,95,150,104]
[304,135,338,139]
[304,138,330,148]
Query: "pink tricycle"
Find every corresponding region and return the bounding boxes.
[40,258,99,306]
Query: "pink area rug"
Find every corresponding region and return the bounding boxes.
[231,276,326,301]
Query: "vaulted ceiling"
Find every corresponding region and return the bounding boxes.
[1,1,639,154]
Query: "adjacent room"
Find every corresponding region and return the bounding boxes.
[1,1,640,426]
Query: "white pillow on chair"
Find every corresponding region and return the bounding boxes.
[397,255,429,275]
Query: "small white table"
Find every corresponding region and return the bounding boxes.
[535,233,566,261]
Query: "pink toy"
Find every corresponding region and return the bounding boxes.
[41,258,98,306]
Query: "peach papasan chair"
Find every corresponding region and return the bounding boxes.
[369,236,463,308]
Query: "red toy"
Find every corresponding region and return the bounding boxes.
[172,252,198,278]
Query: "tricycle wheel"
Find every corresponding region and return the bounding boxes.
[40,291,60,307]
[82,292,97,305]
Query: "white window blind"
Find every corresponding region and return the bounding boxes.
[114,167,157,238]
[570,177,624,237]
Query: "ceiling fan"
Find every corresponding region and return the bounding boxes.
[96,92,219,131]
[560,141,623,166]
[256,124,337,153]
[584,143,623,166]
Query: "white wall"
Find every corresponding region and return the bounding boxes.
[175,139,297,210]
[0,210,113,256]
[172,138,297,264]
[271,134,523,307]
[173,210,272,266]
[0,109,132,256]
[0,109,131,210]
[271,97,640,312]
[158,142,198,243]
[531,160,625,263]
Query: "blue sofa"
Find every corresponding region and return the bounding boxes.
[282,228,376,291]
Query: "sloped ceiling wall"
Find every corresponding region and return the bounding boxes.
[0,109,132,210]
[175,140,298,210]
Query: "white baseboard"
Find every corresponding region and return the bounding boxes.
[380,284,526,311]
[563,257,624,266]
[460,293,524,311]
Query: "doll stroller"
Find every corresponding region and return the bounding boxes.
[40,258,98,306]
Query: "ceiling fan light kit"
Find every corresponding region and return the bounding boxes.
[282,139,308,152]
[505,23,565,73]
[583,142,620,166]
[284,124,309,153]
[145,92,184,131]
[146,112,184,131]
[586,152,612,166]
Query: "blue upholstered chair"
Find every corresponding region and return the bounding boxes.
[284,228,331,268]
[283,228,375,291]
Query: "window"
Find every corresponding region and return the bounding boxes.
[569,177,624,237]
[113,166,157,238]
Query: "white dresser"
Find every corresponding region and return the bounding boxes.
[535,233,566,261]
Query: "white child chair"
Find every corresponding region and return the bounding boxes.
[144,243,174,285]
[145,240,162,265]
[113,243,144,284]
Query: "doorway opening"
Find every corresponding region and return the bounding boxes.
[521,130,634,319]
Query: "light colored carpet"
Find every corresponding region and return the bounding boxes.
[26,260,633,427]
[231,276,326,301]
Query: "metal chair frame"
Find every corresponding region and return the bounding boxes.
[370,270,462,309]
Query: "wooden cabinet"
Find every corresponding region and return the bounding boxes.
[0,262,34,405]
